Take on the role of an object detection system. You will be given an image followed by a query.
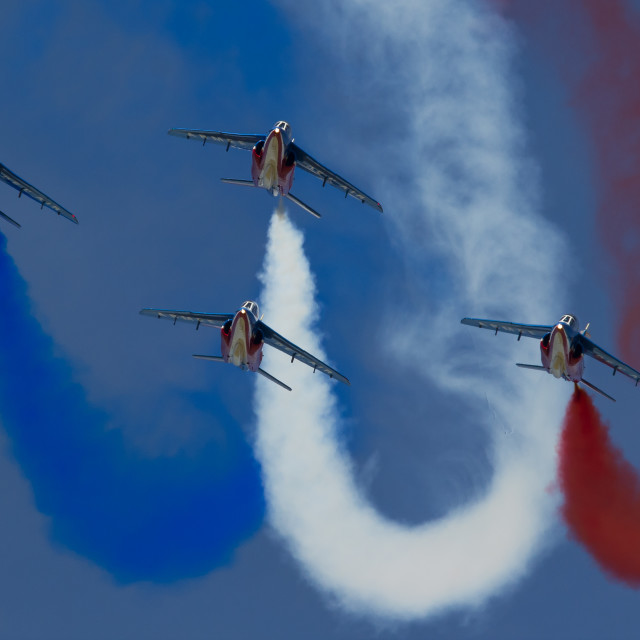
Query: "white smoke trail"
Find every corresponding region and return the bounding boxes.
[254,0,569,621]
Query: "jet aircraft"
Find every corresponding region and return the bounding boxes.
[140,300,350,391]
[168,120,383,219]
[461,314,640,401]
[0,161,78,228]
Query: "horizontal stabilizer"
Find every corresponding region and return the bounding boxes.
[193,354,225,362]
[581,378,616,402]
[258,367,292,391]
[516,363,548,371]
[285,192,322,219]
[220,178,255,187]
[0,210,21,228]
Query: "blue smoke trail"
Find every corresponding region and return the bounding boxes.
[0,234,264,582]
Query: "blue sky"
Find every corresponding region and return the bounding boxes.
[1,1,639,638]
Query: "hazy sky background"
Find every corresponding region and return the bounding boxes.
[1,1,639,638]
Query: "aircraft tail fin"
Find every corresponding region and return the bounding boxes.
[258,367,292,391]
[193,354,225,362]
[516,363,548,371]
[580,378,616,402]
[220,178,255,187]
[285,192,322,219]
[0,210,21,228]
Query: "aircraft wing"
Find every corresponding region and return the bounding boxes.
[140,308,234,329]
[0,162,78,224]
[579,335,640,385]
[168,128,265,151]
[256,320,350,385]
[461,317,553,339]
[290,143,383,212]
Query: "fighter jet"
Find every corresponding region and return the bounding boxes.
[168,120,383,219]
[0,161,78,228]
[140,300,349,391]
[461,314,640,401]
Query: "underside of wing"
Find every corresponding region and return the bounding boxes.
[579,335,640,385]
[168,128,265,151]
[140,308,234,329]
[257,320,350,385]
[461,317,553,339]
[290,143,383,212]
[0,162,78,224]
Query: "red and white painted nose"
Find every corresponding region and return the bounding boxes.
[229,310,250,368]
[549,324,569,378]
[258,129,283,195]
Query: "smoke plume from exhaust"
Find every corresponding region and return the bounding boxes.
[558,387,640,587]
[255,204,564,621]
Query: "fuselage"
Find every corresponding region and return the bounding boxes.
[540,315,585,382]
[251,121,295,197]
[220,301,264,372]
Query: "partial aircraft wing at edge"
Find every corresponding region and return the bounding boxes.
[140,308,234,329]
[579,335,640,385]
[0,162,78,224]
[461,318,553,339]
[256,320,350,385]
[168,128,265,151]
[0,210,21,228]
[290,143,383,212]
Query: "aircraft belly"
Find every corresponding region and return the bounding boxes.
[549,333,567,379]
[258,134,282,194]
[229,316,249,368]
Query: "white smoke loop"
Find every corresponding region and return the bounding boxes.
[254,0,568,621]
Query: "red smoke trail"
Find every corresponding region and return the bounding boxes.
[558,386,640,586]
[492,0,640,365]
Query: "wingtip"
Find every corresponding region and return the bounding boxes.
[1,210,21,228]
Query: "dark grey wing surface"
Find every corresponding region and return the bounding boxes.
[0,162,78,224]
[290,143,383,212]
[140,308,234,329]
[579,335,640,385]
[168,129,265,151]
[256,320,350,385]
[461,318,553,339]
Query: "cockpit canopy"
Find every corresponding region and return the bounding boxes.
[242,301,260,319]
[273,121,293,145]
[560,314,579,330]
